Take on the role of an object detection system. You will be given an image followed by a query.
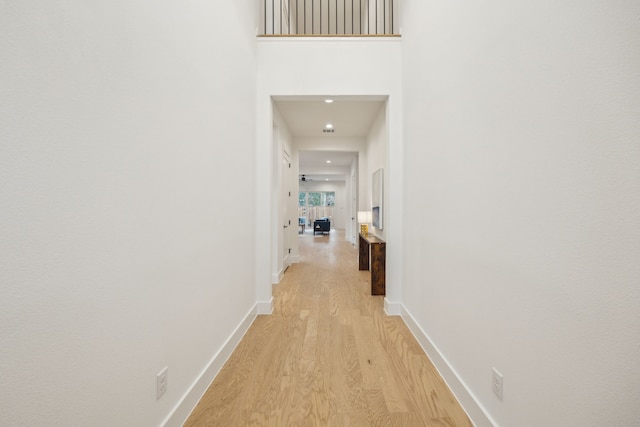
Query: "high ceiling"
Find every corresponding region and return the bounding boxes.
[273,96,385,182]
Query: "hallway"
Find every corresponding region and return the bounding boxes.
[185,231,472,426]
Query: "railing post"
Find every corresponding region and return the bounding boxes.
[391,0,396,34]
[375,0,377,35]
[259,0,397,36]
[359,0,362,34]
[351,0,354,34]
[312,0,314,34]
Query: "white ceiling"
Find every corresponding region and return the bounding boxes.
[275,97,385,137]
[274,96,385,183]
[298,150,357,182]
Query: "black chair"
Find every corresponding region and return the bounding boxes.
[313,218,331,235]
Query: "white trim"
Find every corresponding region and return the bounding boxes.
[290,254,300,263]
[271,267,284,284]
[256,297,273,315]
[383,298,402,316]
[160,304,258,427]
[401,305,497,427]
[156,301,492,427]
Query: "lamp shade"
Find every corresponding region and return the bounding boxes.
[357,211,372,224]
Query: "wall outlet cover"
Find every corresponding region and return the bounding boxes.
[157,367,168,399]
[492,367,503,401]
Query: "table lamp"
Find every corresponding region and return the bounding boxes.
[357,211,372,235]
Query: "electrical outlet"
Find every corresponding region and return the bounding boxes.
[157,367,168,399]
[492,368,503,401]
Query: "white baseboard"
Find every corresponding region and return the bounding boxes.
[256,297,273,315]
[271,268,284,284]
[291,254,300,263]
[159,300,492,427]
[384,298,402,316]
[161,304,258,427]
[400,305,496,427]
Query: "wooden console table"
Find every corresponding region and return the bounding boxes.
[359,233,386,295]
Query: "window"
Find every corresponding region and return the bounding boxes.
[298,192,335,223]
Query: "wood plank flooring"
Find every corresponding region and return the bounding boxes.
[184,230,472,426]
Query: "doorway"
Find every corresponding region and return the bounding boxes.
[259,95,399,314]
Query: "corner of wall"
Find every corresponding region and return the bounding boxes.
[256,297,274,315]
[384,298,402,316]
[161,304,259,427]
[400,305,496,427]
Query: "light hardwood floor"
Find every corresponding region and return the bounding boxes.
[184,230,472,426]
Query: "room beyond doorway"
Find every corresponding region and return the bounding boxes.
[261,94,398,315]
[299,191,335,229]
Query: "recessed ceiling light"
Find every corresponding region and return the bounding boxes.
[326,178,329,181]
[325,123,333,129]
[324,99,334,103]
[326,160,331,163]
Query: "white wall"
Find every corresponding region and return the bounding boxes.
[0,2,257,426]
[402,1,640,426]
[295,137,366,156]
[256,38,404,311]
[365,103,387,240]
[348,158,359,244]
